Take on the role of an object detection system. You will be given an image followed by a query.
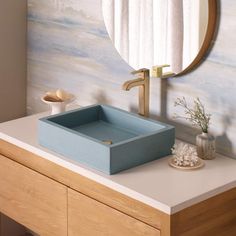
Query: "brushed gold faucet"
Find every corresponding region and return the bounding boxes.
[122,68,150,117]
[152,65,175,78]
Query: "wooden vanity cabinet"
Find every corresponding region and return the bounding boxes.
[0,155,67,236]
[0,150,162,236]
[0,140,236,236]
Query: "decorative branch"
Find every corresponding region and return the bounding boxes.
[174,97,211,133]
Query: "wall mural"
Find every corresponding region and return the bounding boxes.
[28,0,133,111]
[28,0,236,158]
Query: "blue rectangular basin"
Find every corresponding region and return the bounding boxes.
[38,105,175,174]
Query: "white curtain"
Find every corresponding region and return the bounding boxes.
[168,0,183,73]
[102,0,206,73]
[183,0,208,69]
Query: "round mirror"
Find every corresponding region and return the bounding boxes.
[102,0,217,76]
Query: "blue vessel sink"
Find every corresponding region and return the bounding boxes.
[38,105,175,174]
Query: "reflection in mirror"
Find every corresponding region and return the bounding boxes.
[102,0,209,74]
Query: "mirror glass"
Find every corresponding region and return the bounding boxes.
[102,0,210,75]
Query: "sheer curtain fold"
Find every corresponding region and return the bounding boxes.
[129,0,140,68]
[168,0,184,73]
[139,0,154,68]
[102,0,195,73]
[153,0,168,65]
[114,0,129,62]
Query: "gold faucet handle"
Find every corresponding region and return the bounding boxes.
[152,65,174,78]
[131,68,149,75]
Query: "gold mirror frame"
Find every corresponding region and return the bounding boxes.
[177,0,218,76]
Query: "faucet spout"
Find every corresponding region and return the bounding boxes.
[122,68,150,117]
[122,78,144,91]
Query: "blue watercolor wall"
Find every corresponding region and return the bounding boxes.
[28,0,236,158]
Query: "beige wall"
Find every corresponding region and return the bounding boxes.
[0,0,27,122]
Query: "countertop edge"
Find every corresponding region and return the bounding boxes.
[170,181,236,214]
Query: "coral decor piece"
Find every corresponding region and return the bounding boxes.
[169,143,204,170]
[172,143,198,167]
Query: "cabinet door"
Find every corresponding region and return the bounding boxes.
[68,189,160,236]
[0,155,67,236]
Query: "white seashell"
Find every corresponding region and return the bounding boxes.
[56,89,71,101]
[46,91,59,100]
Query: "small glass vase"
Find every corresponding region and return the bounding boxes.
[196,132,216,160]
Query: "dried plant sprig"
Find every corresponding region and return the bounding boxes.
[174,97,211,133]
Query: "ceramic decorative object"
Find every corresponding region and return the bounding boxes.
[41,89,75,115]
[174,97,216,160]
[169,143,204,170]
[196,132,216,160]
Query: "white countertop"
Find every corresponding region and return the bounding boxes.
[0,112,236,214]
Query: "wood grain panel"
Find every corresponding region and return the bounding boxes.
[171,188,236,236]
[0,139,165,229]
[0,154,67,236]
[68,188,160,236]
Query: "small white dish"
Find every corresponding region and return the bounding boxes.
[168,157,205,170]
[41,95,75,115]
